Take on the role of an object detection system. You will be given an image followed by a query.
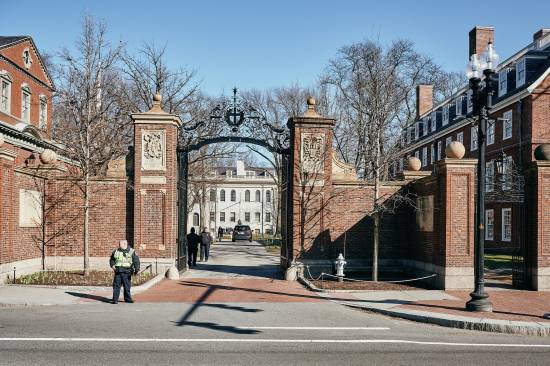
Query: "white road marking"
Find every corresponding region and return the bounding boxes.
[235,326,390,330]
[1,338,550,347]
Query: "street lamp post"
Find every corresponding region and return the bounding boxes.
[465,42,499,312]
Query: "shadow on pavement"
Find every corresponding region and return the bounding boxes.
[65,291,112,303]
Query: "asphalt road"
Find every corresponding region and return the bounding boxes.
[1,241,549,365]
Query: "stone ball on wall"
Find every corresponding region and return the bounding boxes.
[40,149,57,164]
[407,156,422,171]
[445,141,465,159]
[534,144,550,161]
[0,133,4,147]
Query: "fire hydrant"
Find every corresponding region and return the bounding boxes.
[334,253,346,283]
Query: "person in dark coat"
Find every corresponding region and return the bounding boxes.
[109,240,140,304]
[186,227,201,267]
[217,226,224,242]
[200,227,212,262]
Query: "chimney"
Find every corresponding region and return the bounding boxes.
[236,160,245,176]
[533,28,550,42]
[469,26,494,58]
[416,85,433,119]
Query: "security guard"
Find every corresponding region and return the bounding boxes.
[109,240,140,304]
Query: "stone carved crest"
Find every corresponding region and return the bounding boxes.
[301,133,325,173]
[141,130,165,170]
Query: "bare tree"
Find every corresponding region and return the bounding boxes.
[322,39,441,280]
[53,15,129,275]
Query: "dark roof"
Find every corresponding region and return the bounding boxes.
[0,36,29,49]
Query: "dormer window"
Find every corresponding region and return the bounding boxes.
[22,49,33,69]
[414,123,419,140]
[21,85,31,122]
[422,119,428,136]
[498,70,508,97]
[430,111,437,130]
[442,105,449,126]
[467,90,473,113]
[0,72,11,113]
[455,96,463,116]
[39,96,47,129]
[516,58,526,87]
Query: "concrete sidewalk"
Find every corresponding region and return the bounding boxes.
[323,289,550,336]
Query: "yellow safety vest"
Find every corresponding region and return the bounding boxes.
[113,248,134,268]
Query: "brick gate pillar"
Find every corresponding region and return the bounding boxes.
[526,160,550,290]
[0,139,16,275]
[131,93,182,274]
[287,98,335,269]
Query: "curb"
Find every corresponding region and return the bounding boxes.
[343,303,550,337]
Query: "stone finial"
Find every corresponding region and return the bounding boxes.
[445,141,465,159]
[148,91,165,113]
[39,149,57,164]
[407,156,422,171]
[302,96,320,118]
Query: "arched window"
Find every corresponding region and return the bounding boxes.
[193,213,199,227]
[255,190,261,202]
[231,189,236,202]
[209,190,216,202]
[0,71,12,114]
[245,190,250,202]
[266,190,271,203]
[220,189,225,201]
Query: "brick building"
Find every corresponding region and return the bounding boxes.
[395,26,550,252]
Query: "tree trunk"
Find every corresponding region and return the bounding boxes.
[83,174,90,276]
[372,131,381,282]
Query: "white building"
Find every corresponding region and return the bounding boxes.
[187,161,278,236]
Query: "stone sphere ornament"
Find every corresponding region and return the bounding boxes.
[534,144,550,161]
[407,156,422,171]
[445,141,465,159]
[39,149,57,164]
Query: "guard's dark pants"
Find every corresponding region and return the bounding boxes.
[200,245,209,261]
[188,246,198,267]
[112,270,132,302]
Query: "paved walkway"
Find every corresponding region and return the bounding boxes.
[135,240,318,303]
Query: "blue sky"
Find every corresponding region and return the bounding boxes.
[3,0,550,95]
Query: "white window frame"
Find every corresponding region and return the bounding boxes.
[516,58,526,87]
[437,141,442,160]
[39,96,47,129]
[21,86,31,122]
[442,105,449,126]
[431,111,437,130]
[485,160,495,193]
[485,209,494,240]
[0,72,11,114]
[220,212,225,222]
[414,150,419,159]
[414,123,420,140]
[455,96,463,116]
[421,146,428,167]
[430,116,436,132]
[498,70,508,97]
[487,121,495,145]
[467,89,473,113]
[471,126,478,151]
[502,208,512,242]
[502,110,513,140]
[422,120,428,136]
[430,143,435,164]
[445,136,452,147]
[457,132,464,145]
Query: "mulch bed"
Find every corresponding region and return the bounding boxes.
[15,270,156,286]
[311,279,427,291]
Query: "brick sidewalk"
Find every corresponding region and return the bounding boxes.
[399,290,550,323]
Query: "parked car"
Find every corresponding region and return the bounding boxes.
[232,225,253,242]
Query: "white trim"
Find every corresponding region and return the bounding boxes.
[498,70,508,97]
[502,208,512,242]
[487,121,495,145]
[516,58,526,87]
[502,110,513,140]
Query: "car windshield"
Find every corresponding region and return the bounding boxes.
[235,226,250,231]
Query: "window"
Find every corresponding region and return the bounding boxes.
[210,212,215,221]
[487,121,495,145]
[485,209,494,240]
[0,73,11,113]
[245,190,250,202]
[230,212,236,222]
[421,147,427,167]
[230,190,236,202]
[430,144,435,164]
[22,49,32,69]
[442,105,449,125]
[485,161,495,192]
[502,155,513,190]
[471,126,478,151]
[265,212,271,223]
[193,213,199,227]
[18,189,42,227]
[430,116,436,132]
[446,136,452,147]
[245,212,250,222]
[266,190,271,203]
[437,141,442,160]
[498,70,508,97]
[21,86,31,122]
[502,208,512,241]
[422,120,428,136]
[209,190,216,202]
[255,212,261,223]
[455,96,463,116]
[220,189,225,202]
[220,212,225,222]
[414,150,419,159]
[516,58,526,87]
[255,190,261,202]
[414,123,419,140]
[467,89,473,113]
[503,110,513,140]
[39,96,47,129]
[457,132,464,145]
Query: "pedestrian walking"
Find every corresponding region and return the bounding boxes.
[109,240,140,304]
[217,226,224,242]
[200,227,212,262]
[187,227,201,267]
